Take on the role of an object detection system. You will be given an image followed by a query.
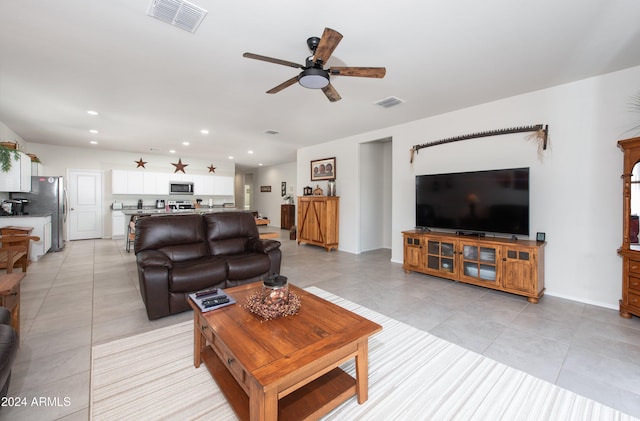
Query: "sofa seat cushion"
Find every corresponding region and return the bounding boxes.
[170,257,227,293]
[226,253,271,280]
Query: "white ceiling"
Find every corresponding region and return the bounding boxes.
[1,0,639,170]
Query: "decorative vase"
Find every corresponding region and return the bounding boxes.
[327,179,336,196]
[262,274,289,305]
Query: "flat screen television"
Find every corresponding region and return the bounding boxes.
[416,167,529,236]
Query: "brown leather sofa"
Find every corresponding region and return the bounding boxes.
[134,212,282,319]
[0,307,18,399]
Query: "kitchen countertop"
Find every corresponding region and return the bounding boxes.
[120,208,242,216]
[0,213,53,218]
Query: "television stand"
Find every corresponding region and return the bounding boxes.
[455,231,485,237]
[402,230,545,303]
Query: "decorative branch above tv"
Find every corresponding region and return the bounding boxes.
[410,124,548,163]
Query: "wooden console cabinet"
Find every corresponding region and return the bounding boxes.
[403,230,545,303]
[281,204,295,230]
[618,136,640,319]
[297,196,339,251]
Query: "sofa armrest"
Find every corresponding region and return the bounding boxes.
[247,238,281,254]
[137,250,173,269]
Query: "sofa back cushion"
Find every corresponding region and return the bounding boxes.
[204,212,259,256]
[134,214,208,261]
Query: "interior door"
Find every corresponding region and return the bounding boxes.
[68,169,103,240]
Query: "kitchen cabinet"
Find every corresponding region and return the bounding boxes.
[112,211,125,238]
[0,152,32,192]
[194,175,214,195]
[111,170,128,194]
[214,175,234,196]
[154,173,170,195]
[0,215,52,261]
[31,161,44,176]
[111,170,231,196]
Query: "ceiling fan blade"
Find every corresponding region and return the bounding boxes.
[313,28,343,65]
[243,52,304,69]
[266,76,299,94]
[329,67,386,78]
[321,83,341,102]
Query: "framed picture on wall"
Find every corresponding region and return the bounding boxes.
[310,157,336,181]
[260,186,271,192]
[281,182,286,196]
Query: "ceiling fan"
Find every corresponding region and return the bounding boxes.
[243,27,386,102]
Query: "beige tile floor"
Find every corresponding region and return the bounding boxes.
[1,229,640,420]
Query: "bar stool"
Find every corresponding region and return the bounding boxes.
[126,217,136,253]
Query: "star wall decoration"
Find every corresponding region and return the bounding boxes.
[208,164,216,173]
[172,158,188,173]
[135,158,147,168]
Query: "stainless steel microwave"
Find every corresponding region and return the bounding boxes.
[169,181,194,195]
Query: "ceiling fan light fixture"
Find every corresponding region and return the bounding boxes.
[298,68,329,89]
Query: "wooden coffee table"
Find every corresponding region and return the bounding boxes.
[189,282,382,421]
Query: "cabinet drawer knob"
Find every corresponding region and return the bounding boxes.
[227,358,234,365]
[632,265,639,270]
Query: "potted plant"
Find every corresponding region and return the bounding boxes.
[0,143,20,173]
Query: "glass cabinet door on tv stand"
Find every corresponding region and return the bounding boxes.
[458,242,500,287]
[425,238,456,280]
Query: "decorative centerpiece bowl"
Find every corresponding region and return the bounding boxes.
[244,275,301,320]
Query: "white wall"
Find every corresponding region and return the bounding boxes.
[252,162,297,225]
[298,65,640,309]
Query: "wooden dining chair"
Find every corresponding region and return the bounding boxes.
[0,235,40,273]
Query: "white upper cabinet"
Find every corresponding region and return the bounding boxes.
[214,175,234,196]
[112,170,233,196]
[0,151,32,192]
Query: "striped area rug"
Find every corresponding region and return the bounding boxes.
[90,287,637,421]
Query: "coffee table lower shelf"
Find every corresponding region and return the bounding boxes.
[201,346,356,421]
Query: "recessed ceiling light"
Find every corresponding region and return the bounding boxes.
[182,141,190,146]
[228,156,234,160]
[248,150,254,154]
[259,163,263,166]
[89,129,99,134]
[90,141,98,145]
[169,149,176,153]
[87,110,98,116]
[200,129,209,135]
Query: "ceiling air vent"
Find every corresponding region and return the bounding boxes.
[147,0,208,33]
[264,130,280,135]
[374,96,405,108]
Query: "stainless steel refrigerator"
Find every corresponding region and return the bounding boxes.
[11,176,67,252]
